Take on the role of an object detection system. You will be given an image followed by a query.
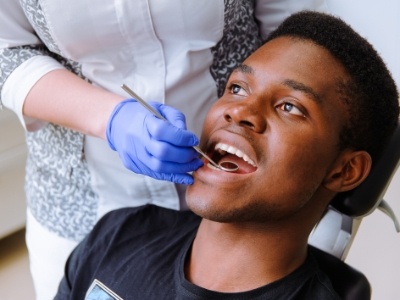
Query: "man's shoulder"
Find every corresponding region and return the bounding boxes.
[78,205,200,276]
[89,205,200,243]
[102,204,199,225]
[57,205,198,299]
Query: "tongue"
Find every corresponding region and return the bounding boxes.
[218,153,257,174]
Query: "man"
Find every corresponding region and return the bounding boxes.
[55,11,399,300]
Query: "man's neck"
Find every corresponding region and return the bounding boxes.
[185,219,309,293]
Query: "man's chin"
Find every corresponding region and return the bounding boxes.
[185,189,215,219]
[185,194,234,223]
[185,188,205,215]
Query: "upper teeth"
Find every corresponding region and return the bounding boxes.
[215,143,256,167]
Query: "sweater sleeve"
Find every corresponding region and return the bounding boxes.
[255,0,329,40]
[0,0,65,130]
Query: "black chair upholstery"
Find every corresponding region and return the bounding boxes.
[310,246,371,300]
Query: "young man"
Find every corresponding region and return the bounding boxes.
[55,11,399,300]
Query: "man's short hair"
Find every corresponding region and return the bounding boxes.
[266,11,399,163]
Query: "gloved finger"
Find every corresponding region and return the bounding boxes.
[118,121,201,169]
[141,154,203,174]
[146,116,199,147]
[145,140,199,163]
[121,150,200,184]
[153,102,187,129]
[128,141,203,173]
[156,172,195,185]
[147,102,200,146]
[120,153,197,185]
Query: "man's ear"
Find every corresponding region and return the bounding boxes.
[323,150,372,193]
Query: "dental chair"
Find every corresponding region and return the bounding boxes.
[308,122,400,299]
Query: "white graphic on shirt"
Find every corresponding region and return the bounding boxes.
[85,279,123,300]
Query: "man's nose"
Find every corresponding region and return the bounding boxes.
[223,100,267,133]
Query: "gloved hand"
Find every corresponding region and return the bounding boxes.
[106,99,203,184]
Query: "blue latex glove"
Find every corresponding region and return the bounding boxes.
[106,99,203,184]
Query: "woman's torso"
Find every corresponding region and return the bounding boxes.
[22,0,262,239]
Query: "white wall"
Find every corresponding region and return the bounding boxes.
[326,1,400,299]
[0,109,27,239]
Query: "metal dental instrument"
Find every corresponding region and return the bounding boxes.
[121,84,239,172]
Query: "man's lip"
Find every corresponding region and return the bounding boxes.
[193,162,256,186]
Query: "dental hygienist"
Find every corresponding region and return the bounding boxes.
[0,1,327,299]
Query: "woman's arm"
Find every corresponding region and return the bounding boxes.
[0,1,122,137]
[23,68,123,139]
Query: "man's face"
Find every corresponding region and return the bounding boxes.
[186,37,351,223]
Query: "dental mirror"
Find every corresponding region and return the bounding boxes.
[121,84,239,172]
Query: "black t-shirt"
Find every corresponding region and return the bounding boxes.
[54,205,340,300]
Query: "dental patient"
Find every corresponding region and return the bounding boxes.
[55,11,399,300]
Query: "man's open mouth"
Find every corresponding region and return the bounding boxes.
[207,142,257,174]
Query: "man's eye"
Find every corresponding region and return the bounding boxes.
[230,84,246,96]
[279,103,304,117]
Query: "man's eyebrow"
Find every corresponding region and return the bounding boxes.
[282,79,322,103]
[233,65,322,103]
[232,64,254,75]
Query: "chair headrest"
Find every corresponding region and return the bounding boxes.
[331,122,400,217]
